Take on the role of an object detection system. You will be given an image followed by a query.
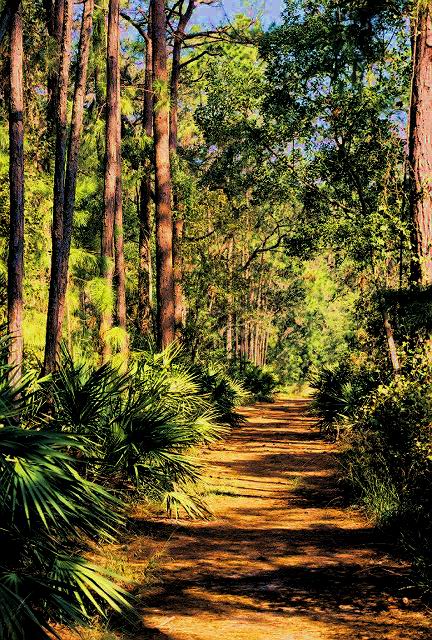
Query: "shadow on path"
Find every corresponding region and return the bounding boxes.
[127,399,430,640]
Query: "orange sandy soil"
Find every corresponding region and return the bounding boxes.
[66,398,432,639]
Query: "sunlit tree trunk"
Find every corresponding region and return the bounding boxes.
[113,47,127,356]
[409,4,432,285]
[138,6,154,336]
[100,0,124,360]
[153,0,175,348]
[44,0,73,374]
[226,236,234,359]
[56,0,94,351]
[8,2,24,383]
[44,0,64,131]
[263,331,269,366]
[169,1,195,335]
[382,308,400,374]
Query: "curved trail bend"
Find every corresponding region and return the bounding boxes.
[136,399,430,639]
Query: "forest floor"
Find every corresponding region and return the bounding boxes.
[71,398,432,640]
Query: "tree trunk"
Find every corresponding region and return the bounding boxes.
[226,236,234,359]
[113,28,127,356]
[45,0,65,131]
[383,310,400,374]
[55,0,94,356]
[8,2,24,384]
[409,5,432,285]
[114,159,127,348]
[262,333,267,367]
[100,0,122,360]
[153,0,175,349]
[43,0,73,374]
[138,7,153,336]
[169,1,195,333]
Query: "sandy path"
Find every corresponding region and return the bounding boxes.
[131,398,430,639]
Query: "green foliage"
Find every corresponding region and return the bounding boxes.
[87,277,115,314]
[190,363,250,427]
[0,361,131,640]
[309,358,386,438]
[311,347,432,589]
[45,346,229,518]
[341,369,432,588]
[229,361,278,403]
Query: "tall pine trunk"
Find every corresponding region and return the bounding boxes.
[45,0,64,132]
[153,0,175,349]
[43,0,73,374]
[138,6,153,336]
[169,0,195,334]
[226,236,234,359]
[409,5,432,285]
[8,2,24,384]
[113,41,127,355]
[100,0,124,360]
[58,0,94,351]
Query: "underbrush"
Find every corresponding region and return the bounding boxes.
[0,342,248,639]
[309,359,387,439]
[311,355,432,592]
[228,360,279,402]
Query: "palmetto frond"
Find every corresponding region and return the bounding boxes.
[47,346,229,517]
[0,360,131,640]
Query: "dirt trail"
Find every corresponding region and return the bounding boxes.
[134,399,430,639]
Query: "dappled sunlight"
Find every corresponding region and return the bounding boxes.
[116,399,431,639]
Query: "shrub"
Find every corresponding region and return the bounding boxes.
[0,364,130,640]
[341,372,432,589]
[191,363,250,427]
[44,346,229,518]
[228,361,278,402]
[309,359,385,438]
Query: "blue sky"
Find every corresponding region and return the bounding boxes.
[191,0,283,30]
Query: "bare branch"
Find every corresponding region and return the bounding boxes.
[120,10,149,43]
[179,48,220,69]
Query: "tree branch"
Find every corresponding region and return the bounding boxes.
[120,10,149,43]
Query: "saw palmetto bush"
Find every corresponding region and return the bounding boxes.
[190,362,250,427]
[309,359,385,439]
[0,362,130,640]
[339,361,432,591]
[237,362,278,402]
[45,345,229,518]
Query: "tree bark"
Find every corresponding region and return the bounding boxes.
[8,2,24,384]
[43,0,73,374]
[100,0,123,360]
[169,1,195,333]
[45,0,65,130]
[138,6,153,336]
[169,0,194,152]
[226,236,234,359]
[383,309,400,374]
[113,12,127,355]
[54,0,94,361]
[409,5,432,285]
[114,155,127,348]
[153,0,175,349]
